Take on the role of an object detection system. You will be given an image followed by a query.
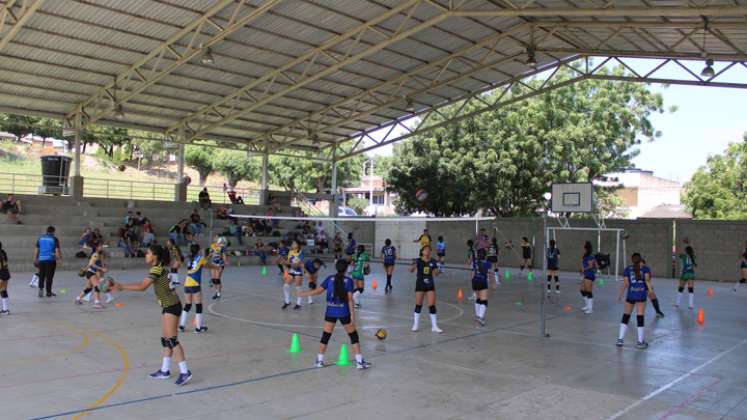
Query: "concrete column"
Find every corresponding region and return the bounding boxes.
[70,116,84,198]
[260,151,269,205]
[328,158,338,218]
[175,142,187,202]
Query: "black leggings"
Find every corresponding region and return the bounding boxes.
[38,261,57,293]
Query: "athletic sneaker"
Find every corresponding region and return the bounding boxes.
[555,290,560,294]
[584,308,593,314]
[293,304,302,310]
[281,302,290,310]
[47,292,56,297]
[315,359,325,368]
[105,295,114,304]
[212,294,219,300]
[194,327,208,334]
[656,312,665,319]
[355,359,372,370]
[431,326,443,333]
[354,302,361,309]
[93,303,104,309]
[636,341,649,350]
[38,289,44,298]
[411,324,419,332]
[477,317,486,327]
[616,339,624,347]
[175,371,192,386]
[178,325,185,332]
[307,298,313,304]
[149,370,171,379]
[1,310,9,316]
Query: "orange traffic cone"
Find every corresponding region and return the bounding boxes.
[457,288,464,304]
[707,288,714,297]
[372,277,378,290]
[697,307,705,325]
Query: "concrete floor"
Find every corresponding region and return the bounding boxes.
[2,263,746,420]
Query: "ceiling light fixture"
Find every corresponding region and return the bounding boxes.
[112,78,125,120]
[526,24,538,67]
[699,17,714,79]
[201,48,215,65]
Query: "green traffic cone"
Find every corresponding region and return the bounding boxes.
[515,301,523,307]
[288,333,302,354]
[261,266,268,276]
[599,278,605,286]
[527,272,533,283]
[504,271,511,281]
[336,344,351,366]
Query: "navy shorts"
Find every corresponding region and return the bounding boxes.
[324,315,351,325]
[415,279,435,292]
[471,280,488,291]
[162,303,182,317]
[184,286,201,294]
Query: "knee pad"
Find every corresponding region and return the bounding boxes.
[183,304,192,313]
[580,290,587,298]
[475,299,483,305]
[348,330,359,345]
[636,315,645,327]
[482,300,488,307]
[83,287,92,294]
[414,304,422,314]
[554,276,559,281]
[587,292,593,299]
[212,278,221,285]
[621,313,631,324]
[741,278,746,284]
[196,303,203,314]
[688,287,694,293]
[166,336,179,349]
[160,337,168,348]
[320,331,332,345]
[309,282,316,290]
[358,286,364,294]
[429,305,437,314]
[94,286,100,293]
[678,287,684,293]
[0,290,8,298]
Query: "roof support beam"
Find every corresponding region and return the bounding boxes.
[453,5,747,18]
[0,0,44,52]
[65,0,282,130]
[167,0,449,140]
[335,55,747,160]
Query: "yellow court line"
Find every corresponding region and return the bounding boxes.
[72,329,130,420]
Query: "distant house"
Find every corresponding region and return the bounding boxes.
[595,168,688,219]
[341,175,397,216]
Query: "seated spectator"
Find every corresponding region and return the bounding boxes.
[141,225,155,247]
[133,211,148,226]
[1,194,22,224]
[216,205,229,220]
[227,190,238,204]
[255,238,267,265]
[224,219,243,246]
[183,223,194,244]
[169,219,187,246]
[241,222,254,238]
[79,227,93,251]
[198,187,212,209]
[316,229,328,253]
[123,210,133,226]
[189,208,205,237]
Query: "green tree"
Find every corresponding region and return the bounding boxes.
[269,151,365,193]
[386,66,665,216]
[0,113,61,138]
[213,149,260,188]
[683,134,747,219]
[346,196,369,214]
[372,155,394,177]
[185,145,215,186]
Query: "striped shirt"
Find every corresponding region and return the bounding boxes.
[149,265,180,308]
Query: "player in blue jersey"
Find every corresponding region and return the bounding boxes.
[345,233,357,266]
[472,249,492,326]
[546,239,560,294]
[179,244,218,333]
[580,241,597,314]
[410,245,442,333]
[283,240,305,310]
[381,239,397,295]
[616,253,653,349]
[675,245,697,309]
[298,259,371,370]
[436,236,446,271]
[303,257,325,305]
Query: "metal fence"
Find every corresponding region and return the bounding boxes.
[187,185,261,205]
[84,177,176,201]
[0,173,44,195]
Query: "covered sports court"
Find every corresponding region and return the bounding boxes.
[1,0,747,419]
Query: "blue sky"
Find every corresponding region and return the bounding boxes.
[365,58,746,185]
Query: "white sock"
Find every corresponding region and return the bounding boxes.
[195,313,203,329]
[637,327,645,343]
[478,304,486,318]
[587,298,593,312]
[494,271,499,282]
[582,297,589,309]
[676,292,682,305]
[105,292,113,301]
[412,312,420,329]
[355,353,363,363]
[84,293,91,301]
[688,293,694,307]
[178,360,189,374]
[296,287,303,305]
[474,303,479,316]
[161,357,171,372]
[317,353,324,362]
[353,290,360,304]
[283,284,291,303]
[307,295,313,304]
[1,297,7,311]
[619,323,628,340]
[94,299,100,304]
[429,313,439,327]
[179,310,188,327]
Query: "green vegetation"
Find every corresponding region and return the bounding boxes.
[684,133,747,220]
[385,66,666,216]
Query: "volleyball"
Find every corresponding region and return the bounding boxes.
[415,188,428,202]
[375,328,388,340]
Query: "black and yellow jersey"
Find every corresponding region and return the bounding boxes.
[149,264,180,308]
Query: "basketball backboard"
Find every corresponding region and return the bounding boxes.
[551,183,593,213]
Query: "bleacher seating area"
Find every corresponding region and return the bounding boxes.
[0,194,317,272]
